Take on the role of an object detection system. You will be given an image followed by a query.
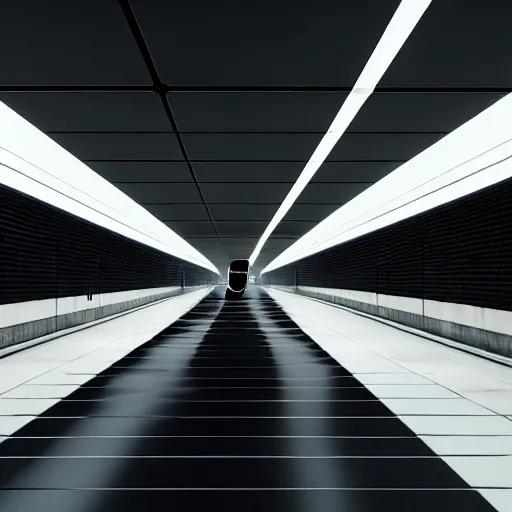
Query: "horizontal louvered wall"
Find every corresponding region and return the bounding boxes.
[0,183,219,306]
[263,176,512,312]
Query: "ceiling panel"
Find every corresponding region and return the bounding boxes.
[89,162,192,183]
[146,204,209,221]
[209,204,279,221]
[284,204,341,222]
[350,92,507,132]
[328,133,445,162]
[221,238,259,250]
[166,221,218,238]
[132,0,401,86]
[182,133,322,161]
[193,162,302,183]
[380,0,512,87]
[213,221,316,240]
[297,183,371,204]
[207,256,232,272]
[201,183,292,204]
[114,183,202,204]
[261,238,298,250]
[312,162,398,183]
[0,92,170,132]
[273,221,318,238]
[0,0,150,85]
[169,92,347,132]
[215,221,269,238]
[185,238,226,251]
[50,133,183,161]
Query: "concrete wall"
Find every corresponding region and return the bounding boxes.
[0,285,210,350]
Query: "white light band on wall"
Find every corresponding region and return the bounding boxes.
[0,101,219,274]
[262,93,512,273]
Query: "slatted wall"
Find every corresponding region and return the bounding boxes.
[262,176,512,313]
[0,183,219,306]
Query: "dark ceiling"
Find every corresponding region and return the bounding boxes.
[0,0,510,274]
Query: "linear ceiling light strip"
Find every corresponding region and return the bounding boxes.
[0,145,203,262]
[248,0,432,268]
[0,102,219,274]
[262,93,512,273]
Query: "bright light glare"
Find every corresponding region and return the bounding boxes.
[0,101,219,274]
[262,93,512,273]
[248,0,432,267]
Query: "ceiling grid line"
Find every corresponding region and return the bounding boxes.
[116,0,229,267]
[1,0,510,273]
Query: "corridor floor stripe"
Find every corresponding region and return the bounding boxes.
[0,287,498,511]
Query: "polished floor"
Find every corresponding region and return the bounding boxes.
[0,287,498,511]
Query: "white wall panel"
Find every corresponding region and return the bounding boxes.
[293,286,512,339]
[0,286,181,329]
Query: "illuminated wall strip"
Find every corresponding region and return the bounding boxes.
[248,0,433,267]
[0,102,219,274]
[262,93,512,273]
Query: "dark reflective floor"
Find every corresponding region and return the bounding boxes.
[0,287,497,511]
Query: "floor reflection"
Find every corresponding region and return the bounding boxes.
[0,286,497,511]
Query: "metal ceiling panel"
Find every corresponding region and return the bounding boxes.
[381,0,512,87]
[0,0,150,85]
[193,162,302,183]
[48,133,183,161]
[200,183,292,204]
[0,92,170,132]
[114,183,202,204]
[146,204,210,221]
[132,0,401,86]
[89,162,192,183]
[168,92,347,132]
[182,133,322,161]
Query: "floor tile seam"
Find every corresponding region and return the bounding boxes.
[11,399,385,403]
[270,290,512,491]
[0,487,495,491]
[0,455,488,459]
[62,375,359,379]
[26,385,368,389]
[16,415,490,419]
[115,356,333,359]
[271,292,504,419]
[0,297,203,397]
[0,488,503,493]
[287,303,512,394]
[0,294,215,430]
[105,364,346,368]
[1,435,423,439]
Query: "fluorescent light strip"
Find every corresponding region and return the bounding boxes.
[0,102,219,274]
[248,0,432,267]
[262,93,512,273]
[0,159,212,271]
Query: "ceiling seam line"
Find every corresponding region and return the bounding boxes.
[117,0,229,264]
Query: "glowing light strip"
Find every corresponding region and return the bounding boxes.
[248,0,432,267]
[0,101,219,274]
[262,93,512,273]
